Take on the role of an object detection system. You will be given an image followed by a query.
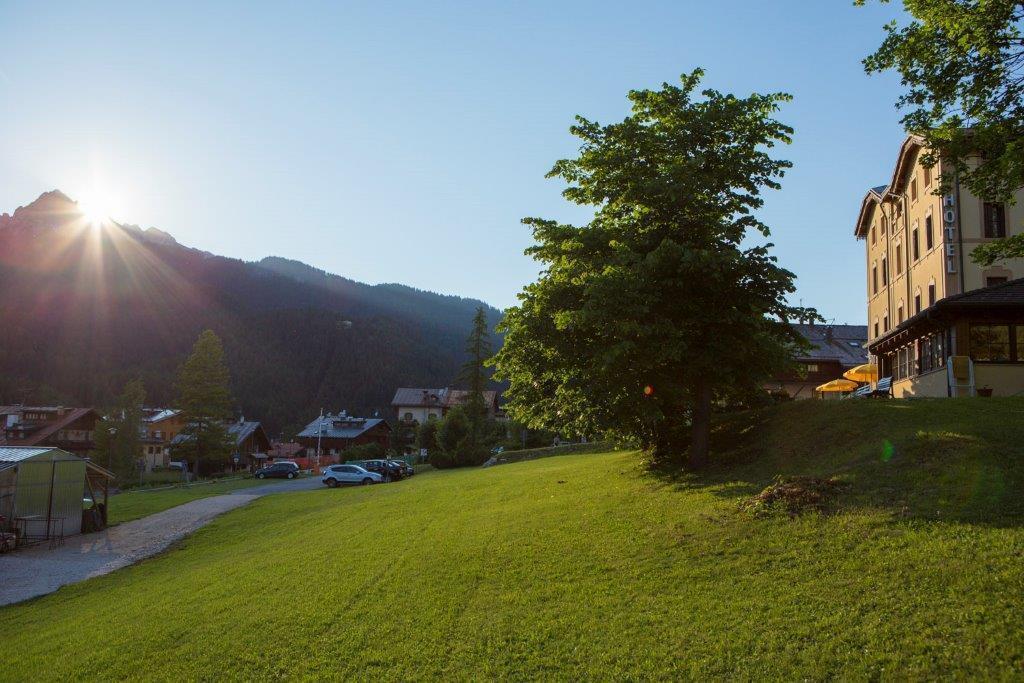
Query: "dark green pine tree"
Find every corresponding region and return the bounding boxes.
[459,306,493,445]
[174,330,235,477]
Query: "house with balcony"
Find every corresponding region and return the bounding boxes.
[139,408,188,471]
[391,387,500,425]
[295,411,391,462]
[0,405,100,457]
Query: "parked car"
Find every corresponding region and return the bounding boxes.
[362,459,408,481]
[255,462,300,480]
[168,461,189,472]
[392,459,414,477]
[321,464,383,487]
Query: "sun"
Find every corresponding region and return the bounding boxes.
[77,189,121,227]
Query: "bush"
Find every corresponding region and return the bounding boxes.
[343,442,385,462]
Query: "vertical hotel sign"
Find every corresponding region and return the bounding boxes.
[943,192,958,273]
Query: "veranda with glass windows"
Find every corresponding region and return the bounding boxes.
[868,280,1024,398]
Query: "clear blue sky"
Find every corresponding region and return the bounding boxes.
[0,1,908,323]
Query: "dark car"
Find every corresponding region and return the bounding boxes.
[354,459,405,482]
[255,462,300,480]
[393,459,414,477]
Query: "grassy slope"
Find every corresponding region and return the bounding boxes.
[3,398,1023,680]
[107,477,269,525]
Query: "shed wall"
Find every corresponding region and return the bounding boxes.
[14,457,85,537]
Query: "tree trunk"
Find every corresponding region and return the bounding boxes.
[688,379,712,469]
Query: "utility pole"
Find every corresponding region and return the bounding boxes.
[315,408,324,474]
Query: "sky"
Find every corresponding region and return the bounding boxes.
[0,1,909,323]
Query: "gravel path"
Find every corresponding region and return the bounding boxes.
[0,476,322,607]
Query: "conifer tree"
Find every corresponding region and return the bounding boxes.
[174,330,235,477]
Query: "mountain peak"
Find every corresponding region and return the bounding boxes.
[14,189,77,216]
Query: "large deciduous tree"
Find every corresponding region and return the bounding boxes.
[174,329,235,477]
[492,70,811,468]
[859,0,1024,264]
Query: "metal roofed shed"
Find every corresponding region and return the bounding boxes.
[0,446,114,547]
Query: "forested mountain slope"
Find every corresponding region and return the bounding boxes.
[0,191,501,435]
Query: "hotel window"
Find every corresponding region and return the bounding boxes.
[873,321,879,338]
[872,263,878,294]
[919,332,946,373]
[911,178,918,202]
[883,314,889,332]
[895,244,903,274]
[928,282,936,306]
[984,203,1007,238]
[805,363,819,373]
[881,215,888,236]
[912,227,920,261]
[895,346,913,379]
[897,304,904,324]
[986,276,1008,287]
[871,224,876,245]
[1017,326,1024,361]
[914,293,921,314]
[969,324,1011,361]
[925,215,934,250]
[924,165,932,187]
[882,256,889,285]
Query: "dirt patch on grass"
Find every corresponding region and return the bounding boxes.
[741,475,846,517]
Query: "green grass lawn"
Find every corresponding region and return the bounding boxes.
[106,476,270,525]
[4,398,1024,679]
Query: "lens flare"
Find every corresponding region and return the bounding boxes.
[77,189,120,227]
[881,439,895,462]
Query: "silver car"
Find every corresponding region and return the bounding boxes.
[321,464,383,488]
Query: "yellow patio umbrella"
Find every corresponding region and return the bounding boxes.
[815,378,859,393]
[843,363,878,383]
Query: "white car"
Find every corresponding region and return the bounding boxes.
[321,464,383,487]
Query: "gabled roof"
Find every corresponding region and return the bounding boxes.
[171,420,268,448]
[227,420,266,446]
[853,134,928,238]
[144,408,181,424]
[296,415,388,440]
[391,388,446,407]
[2,407,99,447]
[392,387,498,408]
[791,324,868,367]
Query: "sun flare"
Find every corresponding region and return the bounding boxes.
[77,189,121,227]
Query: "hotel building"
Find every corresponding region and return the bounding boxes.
[855,135,1024,397]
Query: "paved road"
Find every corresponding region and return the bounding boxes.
[0,476,323,607]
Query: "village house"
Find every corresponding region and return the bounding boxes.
[0,405,100,458]
[170,416,271,472]
[139,408,188,472]
[227,418,272,470]
[768,324,868,399]
[391,387,500,425]
[855,135,1024,397]
[295,412,391,463]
